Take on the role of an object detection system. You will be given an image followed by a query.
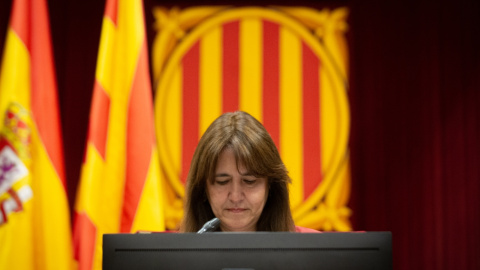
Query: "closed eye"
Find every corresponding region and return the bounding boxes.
[243,179,256,185]
[215,180,229,185]
[214,176,231,185]
[243,177,258,185]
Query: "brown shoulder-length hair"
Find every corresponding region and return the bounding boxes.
[179,111,295,232]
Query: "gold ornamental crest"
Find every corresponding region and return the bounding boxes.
[153,6,351,231]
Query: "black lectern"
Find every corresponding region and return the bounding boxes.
[103,231,392,270]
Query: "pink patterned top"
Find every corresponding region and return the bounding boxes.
[295,226,321,233]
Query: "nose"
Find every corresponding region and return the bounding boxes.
[228,180,244,203]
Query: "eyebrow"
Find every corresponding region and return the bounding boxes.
[215,173,231,177]
[214,172,256,177]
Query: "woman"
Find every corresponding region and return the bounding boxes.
[179,111,317,233]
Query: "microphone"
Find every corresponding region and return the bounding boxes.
[197,217,220,233]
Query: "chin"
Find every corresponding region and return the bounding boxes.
[222,223,254,232]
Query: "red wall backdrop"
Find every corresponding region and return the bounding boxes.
[1,0,479,269]
[348,1,480,269]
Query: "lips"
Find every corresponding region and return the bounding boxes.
[227,208,246,213]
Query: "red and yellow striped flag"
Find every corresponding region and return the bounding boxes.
[73,0,165,269]
[0,0,73,269]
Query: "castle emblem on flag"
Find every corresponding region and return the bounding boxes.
[0,103,33,225]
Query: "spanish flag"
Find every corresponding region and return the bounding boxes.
[0,0,73,269]
[73,0,165,269]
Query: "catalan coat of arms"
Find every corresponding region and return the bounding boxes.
[152,6,350,231]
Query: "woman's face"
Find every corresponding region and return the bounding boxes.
[206,147,268,231]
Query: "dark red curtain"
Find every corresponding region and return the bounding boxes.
[1,0,478,269]
[349,1,480,269]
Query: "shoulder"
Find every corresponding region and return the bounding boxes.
[294,226,321,233]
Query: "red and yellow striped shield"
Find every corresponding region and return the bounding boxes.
[153,6,351,231]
